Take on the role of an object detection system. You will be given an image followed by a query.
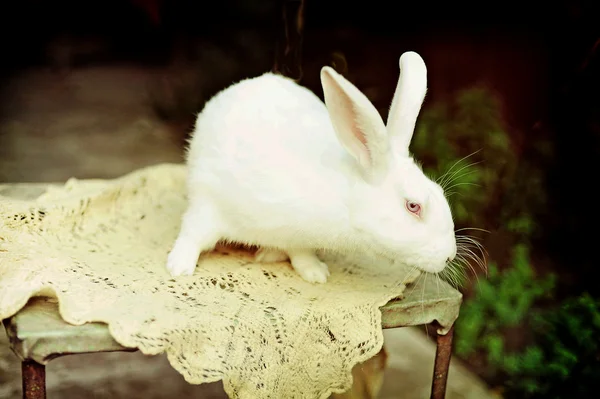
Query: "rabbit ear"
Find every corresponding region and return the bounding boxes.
[321,66,390,180]
[386,51,428,157]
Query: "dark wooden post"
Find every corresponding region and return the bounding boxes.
[273,0,305,82]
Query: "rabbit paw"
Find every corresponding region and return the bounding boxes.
[166,240,200,276]
[289,252,330,284]
[255,248,289,263]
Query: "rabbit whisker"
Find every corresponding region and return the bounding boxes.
[438,159,482,190]
[436,149,482,188]
[455,227,490,234]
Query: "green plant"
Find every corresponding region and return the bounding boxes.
[454,242,600,398]
[411,87,516,228]
[454,244,556,362]
[503,293,600,398]
[409,78,599,399]
[410,86,553,245]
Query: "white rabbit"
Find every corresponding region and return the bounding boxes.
[166,51,457,283]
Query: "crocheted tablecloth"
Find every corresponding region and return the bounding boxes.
[0,164,420,398]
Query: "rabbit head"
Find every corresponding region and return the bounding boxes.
[321,51,456,273]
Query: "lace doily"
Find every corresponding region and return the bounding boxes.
[0,164,419,398]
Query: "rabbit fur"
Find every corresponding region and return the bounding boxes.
[167,51,457,283]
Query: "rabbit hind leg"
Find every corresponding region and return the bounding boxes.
[166,201,222,276]
[255,247,289,263]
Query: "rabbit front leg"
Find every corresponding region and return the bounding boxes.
[287,250,331,284]
[167,201,222,276]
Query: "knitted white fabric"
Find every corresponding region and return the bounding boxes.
[0,164,419,398]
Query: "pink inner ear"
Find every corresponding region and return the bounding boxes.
[327,83,371,167]
[353,123,368,147]
[321,67,389,176]
[350,109,371,166]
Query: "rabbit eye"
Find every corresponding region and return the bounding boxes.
[406,200,421,216]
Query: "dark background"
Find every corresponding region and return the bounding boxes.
[2,0,598,293]
[1,0,599,394]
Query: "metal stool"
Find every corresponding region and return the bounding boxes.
[3,269,460,399]
[0,180,460,399]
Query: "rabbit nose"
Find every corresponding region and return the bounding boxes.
[447,250,457,263]
[447,242,457,262]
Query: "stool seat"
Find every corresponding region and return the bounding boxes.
[3,276,461,364]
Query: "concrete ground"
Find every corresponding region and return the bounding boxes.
[0,327,496,399]
[0,64,498,399]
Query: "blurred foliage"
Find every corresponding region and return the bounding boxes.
[515,293,600,398]
[410,87,553,243]
[412,86,600,397]
[411,87,515,228]
[455,245,556,362]
[456,245,600,398]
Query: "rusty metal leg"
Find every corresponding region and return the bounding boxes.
[22,360,46,399]
[430,324,454,399]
